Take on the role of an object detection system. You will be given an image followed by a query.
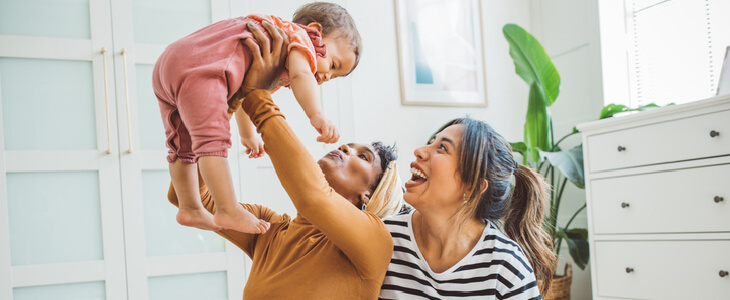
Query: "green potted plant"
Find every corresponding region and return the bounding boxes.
[502,23,662,299]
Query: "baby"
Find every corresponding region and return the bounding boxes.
[152,2,362,233]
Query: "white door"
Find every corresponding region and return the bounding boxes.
[1,0,248,299]
[107,0,247,299]
[0,0,126,299]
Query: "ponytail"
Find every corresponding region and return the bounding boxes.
[505,164,556,294]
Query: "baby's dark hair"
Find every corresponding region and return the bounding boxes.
[370,141,397,192]
[292,2,362,75]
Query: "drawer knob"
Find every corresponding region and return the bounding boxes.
[720,270,729,277]
[625,267,634,273]
[617,146,626,152]
[715,196,725,203]
[710,130,720,138]
[621,202,630,208]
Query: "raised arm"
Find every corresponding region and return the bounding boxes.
[237,22,391,278]
[287,50,323,121]
[288,50,339,144]
[239,91,392,279]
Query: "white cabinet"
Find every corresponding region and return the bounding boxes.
[594,240,730,299]
[0,1,246,299]
[578,95,730,300]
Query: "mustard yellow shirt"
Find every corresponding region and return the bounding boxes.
[168,90,393,299]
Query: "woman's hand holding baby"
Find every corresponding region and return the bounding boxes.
[240,17,340,146]
[240,20,290,97]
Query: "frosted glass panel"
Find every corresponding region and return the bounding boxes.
[0,0,90,39]
[149,272,227,300]
[142,170,225,257]
[14,281,105,300]
[132,0,211,45]
[0,58,97,150]
[7,172,103,266]
[136,64,167,150]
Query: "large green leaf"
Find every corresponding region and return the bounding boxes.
[599,104,629,119]
[503,24,561,106]
[539,144,584,188]
[524,83,552,164]
[556,228,589,270]
[600,103,669,119]
[510,141,527,154]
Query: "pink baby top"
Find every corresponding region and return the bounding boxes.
[152,15,327,163]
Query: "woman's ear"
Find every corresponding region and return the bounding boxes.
[480,179,488,194]
[306,22,323,33]
[358,191,371,206]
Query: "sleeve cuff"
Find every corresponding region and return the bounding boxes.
[241,89,285,131]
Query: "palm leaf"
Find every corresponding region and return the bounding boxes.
[503,24,561,106]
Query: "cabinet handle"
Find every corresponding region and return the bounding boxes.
[710,130,720,138]
[715,196,725,203]
[625,267,634,273]
[617,146,626,152]
[101,47,112,154]
[621,202,630,208]
[121,48,133,153]
[721,270,729,277]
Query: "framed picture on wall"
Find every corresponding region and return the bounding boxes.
[394,0,487,107]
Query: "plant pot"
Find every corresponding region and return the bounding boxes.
[539,262,573,300]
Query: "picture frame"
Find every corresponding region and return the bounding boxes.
[394,0,488,107]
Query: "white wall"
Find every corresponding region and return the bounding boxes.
[529,0,605,299]
[243,0,603,298]
[339,0,603,299]
[339,1,599,297]
[342,0,532,179]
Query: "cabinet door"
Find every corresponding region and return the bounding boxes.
[0,0,127,299]
[107,0,247,299]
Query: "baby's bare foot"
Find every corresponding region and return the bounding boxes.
[214,205,270,234]
[177,207,222,231]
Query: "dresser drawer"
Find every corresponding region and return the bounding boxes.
[595,240,730,299]
[586,110,730,172]
[591,164,729,234]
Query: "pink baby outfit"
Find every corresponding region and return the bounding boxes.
[152,15,327,163]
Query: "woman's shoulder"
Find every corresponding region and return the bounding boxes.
[479,222,536,276]
[381,209,413,229]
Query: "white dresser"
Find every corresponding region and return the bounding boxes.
[578,95,730,300]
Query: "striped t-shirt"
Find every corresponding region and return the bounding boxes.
[379,210,542,300]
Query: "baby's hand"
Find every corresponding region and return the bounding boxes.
[241,135,265,158]
[310,115,340,144]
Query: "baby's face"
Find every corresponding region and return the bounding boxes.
[315,35,357,84]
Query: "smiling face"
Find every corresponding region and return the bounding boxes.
[318,143,383,206]
[314,33,358,84]
[405,124,467,211]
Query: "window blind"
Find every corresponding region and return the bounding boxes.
[626,0,730,106]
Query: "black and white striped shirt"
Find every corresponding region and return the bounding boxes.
[379,210,542,300]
